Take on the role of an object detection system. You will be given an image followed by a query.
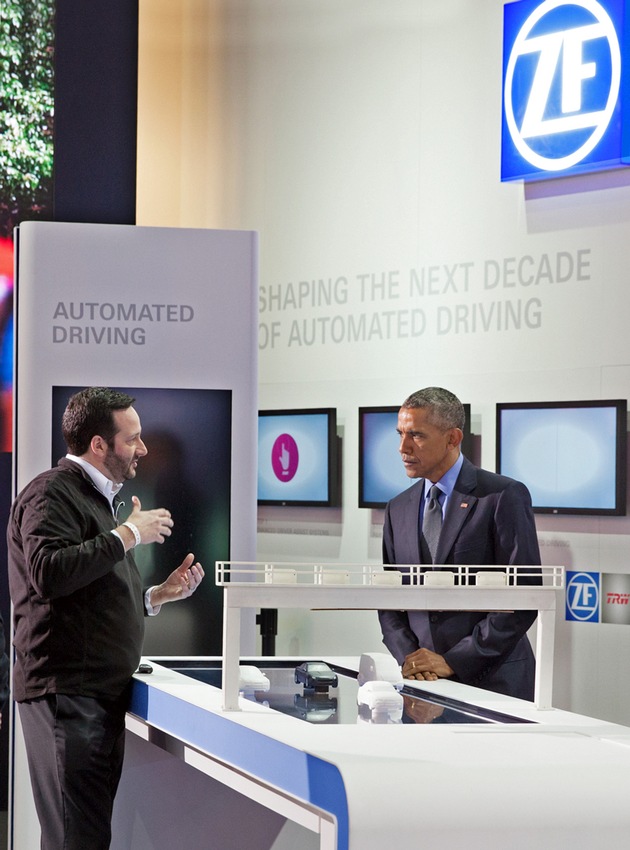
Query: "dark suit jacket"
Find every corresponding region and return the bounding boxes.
[378,456,541,700]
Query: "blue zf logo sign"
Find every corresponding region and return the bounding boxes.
[502,0,626,180]
[566,570,600,621]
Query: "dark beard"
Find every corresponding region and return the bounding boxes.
[103,448,135,484]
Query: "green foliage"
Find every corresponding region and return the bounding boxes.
[0,0,54,239]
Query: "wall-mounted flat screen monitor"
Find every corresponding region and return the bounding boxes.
[496,400,627,516]
[258,408,339,506]
[359,403,472,509]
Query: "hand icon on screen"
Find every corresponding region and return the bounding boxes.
[279,441,291,475]
[271,433,299,483]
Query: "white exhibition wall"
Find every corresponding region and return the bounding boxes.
[137,0,630,724]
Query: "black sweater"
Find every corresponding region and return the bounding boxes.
[7,459,145,702]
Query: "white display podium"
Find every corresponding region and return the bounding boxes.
[113,562,630,849]
[117,647,630,850]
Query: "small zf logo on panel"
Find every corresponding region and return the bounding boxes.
[566,570,600,622]
[503,0,621,174]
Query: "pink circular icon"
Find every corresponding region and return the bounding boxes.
[271,433,299,482]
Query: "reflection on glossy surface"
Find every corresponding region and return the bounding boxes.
[357,702,402,725]
[165,662,497,726]
[402,694,445,724]
[293,693,338,723]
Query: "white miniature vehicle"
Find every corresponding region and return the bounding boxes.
[357,680,404,714]
[357,652,404,689]
[238,665,271,693]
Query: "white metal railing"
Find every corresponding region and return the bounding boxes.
[216,561,563,588]
[217,562,564,713]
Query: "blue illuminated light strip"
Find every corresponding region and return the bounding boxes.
[129,681,349,849]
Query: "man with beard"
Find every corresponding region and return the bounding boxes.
[7,386,205,850]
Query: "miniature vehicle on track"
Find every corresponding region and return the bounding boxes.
[294,661,339,691]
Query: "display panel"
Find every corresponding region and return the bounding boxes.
[51,385,232,654]
[359,403,472,509]
[496,400,627,516]
[258,408,339,506]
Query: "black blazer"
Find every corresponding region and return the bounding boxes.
[378,456,541,700]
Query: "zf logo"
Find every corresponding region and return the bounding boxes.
[566,570,600,621]
[502,0,622,178]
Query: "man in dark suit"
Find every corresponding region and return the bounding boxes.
[378,386,541,701]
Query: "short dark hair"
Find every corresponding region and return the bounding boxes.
[401,387,465,431]
[62,387,136,456]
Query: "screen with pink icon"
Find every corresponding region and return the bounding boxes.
[258,408,339,506]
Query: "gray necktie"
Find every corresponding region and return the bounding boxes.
[422,484,442,564]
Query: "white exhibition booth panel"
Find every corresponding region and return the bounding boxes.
[10,221,258,849]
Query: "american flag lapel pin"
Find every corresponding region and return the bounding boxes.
[460,502,468,508]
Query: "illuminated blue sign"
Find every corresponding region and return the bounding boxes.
[566,570,600,621]
[502,0,629,180]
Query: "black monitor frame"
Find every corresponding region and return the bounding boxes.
[257,408,340,507]
[495,399,627,516]
[358,402,472,509]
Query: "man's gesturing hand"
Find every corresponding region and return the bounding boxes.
[149,553,205,608]
[118,496,174,549]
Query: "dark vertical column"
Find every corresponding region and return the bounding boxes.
[0,453,11,814]
[53,0,139,224]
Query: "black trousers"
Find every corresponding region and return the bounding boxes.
[18,689,130,850]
